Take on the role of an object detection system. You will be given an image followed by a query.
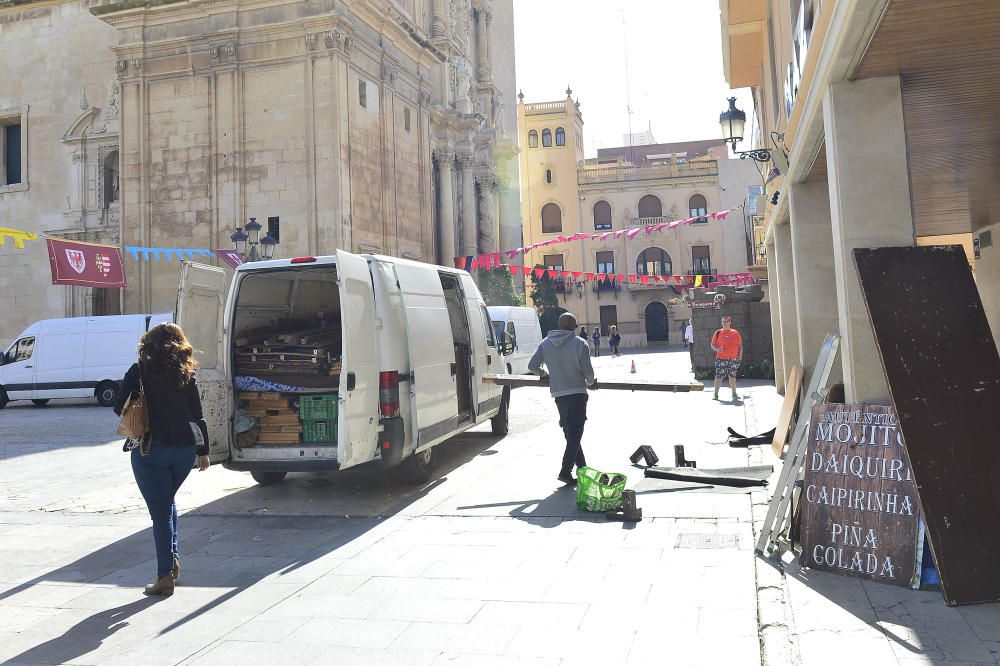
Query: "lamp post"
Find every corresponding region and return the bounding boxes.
[719,97,772,163]
[231,217,278,262]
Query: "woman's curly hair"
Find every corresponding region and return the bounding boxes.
[138,322,198,387]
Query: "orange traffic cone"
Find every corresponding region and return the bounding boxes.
[630,360,637,374]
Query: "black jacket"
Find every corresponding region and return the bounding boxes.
[114,362,209,456]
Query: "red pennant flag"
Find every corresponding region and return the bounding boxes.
[640,275,650,285]
[572,272,582,280]
[629,274,638,283]
[596,273,606,281]
[534,268,545,278]
[616,273,626,282]
[546,269,557,279]
[585,272,594,280]
[47,237,126,288]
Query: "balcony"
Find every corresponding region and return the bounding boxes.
[627,274,673,291]
[578,160,718,186]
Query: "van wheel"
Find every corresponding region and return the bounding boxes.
[0,390,7,410]
[491,387,510,436]
[31,399,50,407]
[95,381,120,407]
[402,447,435,484]
[250,471,287,485]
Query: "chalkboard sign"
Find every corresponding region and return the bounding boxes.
[799,403,923,588]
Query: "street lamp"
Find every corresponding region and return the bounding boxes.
[576,281,584,298]
[231,217,278,262]
[719,97,772,163]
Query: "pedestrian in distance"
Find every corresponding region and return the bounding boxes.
[528,312,597,486]
[591,327,602,357]
[579,325,588,342]
[710,315,742,402]
[609,324,621,357]
[684,319,695,369]
[114,323,211,597]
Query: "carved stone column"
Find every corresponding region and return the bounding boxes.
[475,5,492,82]
[477,173,497,254]
[432,0,449,38]
[436,150,457,265]
[459,153,478,257]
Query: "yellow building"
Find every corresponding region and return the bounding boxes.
[719,0,1000,400]
[517,90,761,345]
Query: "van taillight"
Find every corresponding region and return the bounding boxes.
[379,371,400,418]
[290,256,317,264]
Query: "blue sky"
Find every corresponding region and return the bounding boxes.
[513,0,754,157]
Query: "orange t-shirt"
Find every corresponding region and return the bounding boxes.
[713,328,742,359]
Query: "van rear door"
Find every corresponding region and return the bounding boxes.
[335,250,379,469]
[175,262,230,463]
[460,275,503,422]
[392,263,459,448]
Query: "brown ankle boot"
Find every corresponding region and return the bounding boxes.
[171,557,180,582]
[144,575,175,597]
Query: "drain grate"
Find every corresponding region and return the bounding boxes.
[675,533,740,549]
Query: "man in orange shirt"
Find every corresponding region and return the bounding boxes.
[710,315,742,402]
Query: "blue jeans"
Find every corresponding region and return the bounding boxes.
[131,444,196,577]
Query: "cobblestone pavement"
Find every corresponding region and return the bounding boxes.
[1,345,996,665]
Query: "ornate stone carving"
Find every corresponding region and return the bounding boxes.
[434,149,456,166]
[432,0,449,38]
[458,152,475,169]
[420,90,432,107]
[323,30,351,52]
[305,32,318,50]
[130,58,142,74]
[382,64,399,88]
[115,59,128,78]
[211,42,236,61]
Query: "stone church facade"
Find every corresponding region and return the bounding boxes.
[0,0,519,343]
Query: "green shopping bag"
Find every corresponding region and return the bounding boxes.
[575,467,627,512]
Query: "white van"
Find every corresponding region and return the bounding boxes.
[0,313,173,409]
[176,250,513,485]
[487,306,543,376]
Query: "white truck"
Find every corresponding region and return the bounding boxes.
[0,313,172,409]
[177,250,513,485]
[487,306,543,376]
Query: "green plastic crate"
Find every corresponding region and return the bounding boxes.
[299,393,338,421]
[302,419,337,444]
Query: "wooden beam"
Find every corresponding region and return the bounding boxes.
[483,374,703,393]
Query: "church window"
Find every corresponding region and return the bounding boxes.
[555,127,565,146]
[541,128,552,147]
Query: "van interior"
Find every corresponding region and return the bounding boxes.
[230,267,342,449]
[440,273,474,426]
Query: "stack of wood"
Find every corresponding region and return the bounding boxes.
[234,321,342,379]
[239,391,301,444]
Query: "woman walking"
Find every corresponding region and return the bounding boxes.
[591,327,602,357]
[609,325,621,357]
[115,323,211,597]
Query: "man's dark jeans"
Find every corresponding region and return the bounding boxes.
[131,443,197,577]
[555,393,588,476]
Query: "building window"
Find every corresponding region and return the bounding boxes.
[555,127,566,146]
[541,128,552,147]
[541,203,562,233]
[2,120,22,186]
[594,201,612,230]
[689,194,708,223]
[528,130,538,148]
[545,169,552,184]
[404,107,411,132]
[267,216,280,243]
[637,194,662,219]
[359,80,367,108]
[692,245,711,274]
[747,185,763,214]
[543,253,564,272]
[636,247,671,276]
[596,250,615,274]
[102,150,119,208]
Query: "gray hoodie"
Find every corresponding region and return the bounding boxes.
[528,329,595,397]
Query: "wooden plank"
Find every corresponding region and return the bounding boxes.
[261,414,301,425]
[482,374,703,392]
[772,364,804,457]
[855,245,1000,606]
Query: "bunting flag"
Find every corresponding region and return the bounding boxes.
[488,262,755,289]
[213,249,244,269]
[0,227,40,249]
[125,246,213,262]
[694,275,704,287]
[47,237,126,288]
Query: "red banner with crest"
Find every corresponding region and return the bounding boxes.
[46,237,126,288]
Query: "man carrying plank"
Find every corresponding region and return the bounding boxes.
[528,312,596,487]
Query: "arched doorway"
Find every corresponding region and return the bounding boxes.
[645,301,669,343]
